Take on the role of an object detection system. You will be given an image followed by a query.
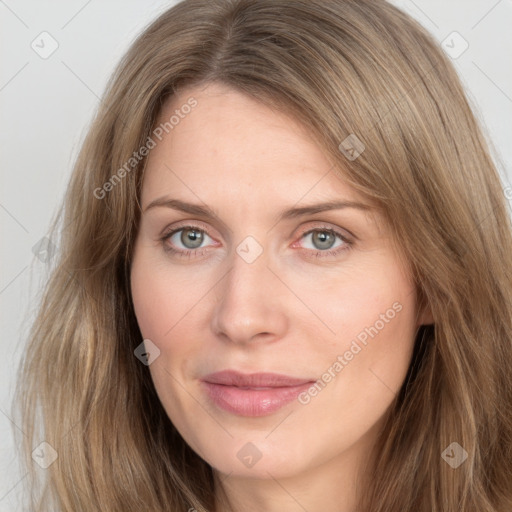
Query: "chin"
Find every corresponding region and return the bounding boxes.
[196,435,314,480]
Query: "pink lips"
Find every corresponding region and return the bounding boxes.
[201,370,314,417]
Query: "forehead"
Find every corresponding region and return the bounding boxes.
[142,82,365,211]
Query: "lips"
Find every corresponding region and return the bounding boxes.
[201,370,315,417]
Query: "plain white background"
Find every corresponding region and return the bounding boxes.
[1,0,511,508]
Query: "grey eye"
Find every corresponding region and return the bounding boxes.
[311,230,336,250]
[301,229,345,251]
[180,228,204,249]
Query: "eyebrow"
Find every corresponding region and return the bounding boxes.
[143,197,370,220]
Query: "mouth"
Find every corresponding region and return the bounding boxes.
[200,370,315,417]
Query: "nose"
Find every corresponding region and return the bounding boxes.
[210,244,289,345]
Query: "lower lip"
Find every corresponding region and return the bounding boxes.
[201,381,313,417]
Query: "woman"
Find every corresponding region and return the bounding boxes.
[14,0,512,511]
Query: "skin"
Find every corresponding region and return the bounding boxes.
[130,82,431,512]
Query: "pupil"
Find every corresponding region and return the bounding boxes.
[181,229,203,249]
[313,231,335,250]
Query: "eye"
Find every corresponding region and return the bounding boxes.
[162,225,217,256]
[301,229,344,251]
[294,226,352,258]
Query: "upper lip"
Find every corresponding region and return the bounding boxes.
[202,370,314,388]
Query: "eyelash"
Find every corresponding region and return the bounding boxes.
[160,223,353,260]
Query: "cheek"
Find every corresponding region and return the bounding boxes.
[304,261,415,346]
[130,253,206,439]
[129,248,215,406]
[300,258,418,397]
[130,249,210,341]
[131,278,169,342]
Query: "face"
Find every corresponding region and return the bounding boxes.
[130,82,427,482]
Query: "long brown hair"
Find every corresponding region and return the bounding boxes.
[14,0,512,510]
